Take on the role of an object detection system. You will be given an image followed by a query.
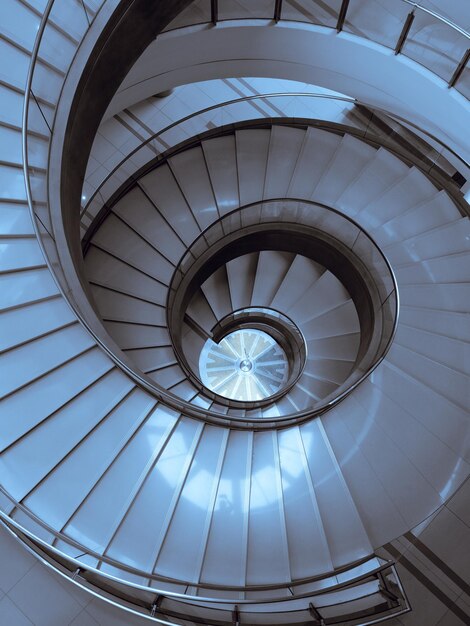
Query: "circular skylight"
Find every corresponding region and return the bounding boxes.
[199,329,289,402]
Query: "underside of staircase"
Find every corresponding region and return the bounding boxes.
[0,1,469,625]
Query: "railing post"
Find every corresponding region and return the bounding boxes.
[211,0,218,25]
[378,571,399,609]
[79,0,91,26]
[72,568,82,581]
[336,0,350,32]
[274,0,283,23]
[232,604,240,626]
[449,48,470,88]
[150,595,163,617]
[395,11,415,55]
[309,602,325,625]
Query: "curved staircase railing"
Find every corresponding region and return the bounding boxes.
[0,504,410,625]
[11,0,469,622]
[162,0,470,96]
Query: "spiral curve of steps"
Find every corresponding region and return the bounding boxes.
[84,126,402,421]
[0,0,470,624]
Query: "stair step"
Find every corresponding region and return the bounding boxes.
[394,251,470,285]
[373,189,459,247]
[170,145,219,230]
[90,283,166,326]
[0,296,75,352]
[199,429,253,586]
[278,426,335,577]
[0,348,113,453]
[337,389,445,529]
[169,378,200,401]
[154,426,229,583]
[264,125,306,199]
[271,254,324,312]
[0,236,44,273]
[305,357,354,385]
[62,399,181,555]
[124,346,177,374]
[386,343,468,411]
[226,252,258,310]
[288,127,341,199]
[0,201,35,236]
[104,321,170,350]
[139,164,201,245]
[307,332,360,361]
[338,148,409,216]
[150,363,187,389]
[202,135,240,215]
[0,37,31,91]
[251,250,293,307]
[112,186,186,265]
[0,370,135,503]
[201,264,232,321]
[300,418,372,567]
[399,282,470,312]
[92,214,174,284]
[0,163,29,202]
[322,405,409,548]
[300,371,339,398]
[384,217,470,266]
[85,250,168,310]
[288,270,350,325]
[395,323,469,375]
[236,129,270,206]
[399,305,470,343]
[312,134,376,206]
[371,360,470,464]
[0,324,95,399]
[246,431,291,584]
[20,386,153,532]
[287,383,320,409]
[187,290,218,334]
[359,166,437,231]
[301,299,359,340]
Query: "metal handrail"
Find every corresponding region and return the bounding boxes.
[79,195,401,426]
[80,92,356,221]
[164,197,398,409]
[400,0,470,40]
[12,0,463,618]
[161,0,470,41]
[22,2,468,431]
[0,498,390,604]
[80,91,469,225]
[159,0,470,90]
[0,513,410,625]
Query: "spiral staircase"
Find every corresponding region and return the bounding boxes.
[0,1,470,625]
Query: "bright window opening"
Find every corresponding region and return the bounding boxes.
[199,329,289,402]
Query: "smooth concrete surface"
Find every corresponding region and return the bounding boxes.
[108,21,470,163]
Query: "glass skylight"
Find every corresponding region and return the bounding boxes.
[199,329,289,402]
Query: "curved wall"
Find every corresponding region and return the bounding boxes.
[107,21,470,163]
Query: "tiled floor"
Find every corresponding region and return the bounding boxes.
[0,524,151,625]
[380,477,470,626]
